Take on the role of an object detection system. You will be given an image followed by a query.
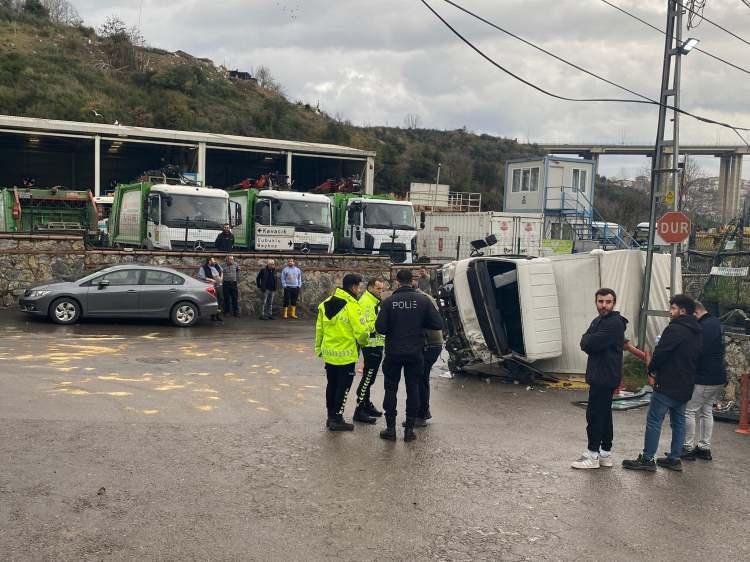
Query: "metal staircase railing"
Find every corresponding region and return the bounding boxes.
[544,186,640,249]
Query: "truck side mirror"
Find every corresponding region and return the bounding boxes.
[420,211,426,230]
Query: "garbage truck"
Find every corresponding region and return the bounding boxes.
[109,182,241,250]
[0,187,99,235]
[329,193,421,263]
[229,189,334,253]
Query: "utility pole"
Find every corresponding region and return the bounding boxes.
[637,0,684,348]
[432,162,441,211]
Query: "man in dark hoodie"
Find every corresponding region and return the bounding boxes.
[623,294,702,472]
[682,300,726,461]
[571,288,628,470]
[375,269,443,442]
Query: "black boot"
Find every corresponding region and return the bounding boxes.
[328,415,354,432]
[403,418,428,428]
[364,401,383,417]
[353,404,377,424]
[379,416,397,441]
[404,417,417,442]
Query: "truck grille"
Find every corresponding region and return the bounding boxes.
[379,243,407,263]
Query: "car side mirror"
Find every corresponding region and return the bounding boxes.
[97,279,110,289]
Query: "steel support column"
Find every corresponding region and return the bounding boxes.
[197,142,207,186]
[94,135,101,197]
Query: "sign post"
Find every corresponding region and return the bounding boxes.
[656,211,691,299]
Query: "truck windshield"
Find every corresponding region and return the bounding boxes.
[162,194,227,230]
[272,200,331,232]
[364,203,415,230]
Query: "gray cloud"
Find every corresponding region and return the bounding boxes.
[71,0,750,178]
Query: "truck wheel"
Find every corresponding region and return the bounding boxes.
[49,297,81,325]
[171,301,198,327]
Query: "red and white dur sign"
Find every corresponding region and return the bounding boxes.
[656,211,691,244]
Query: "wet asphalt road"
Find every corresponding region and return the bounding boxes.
[0,311,748,561]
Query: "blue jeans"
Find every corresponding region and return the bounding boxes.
[643,391,687,461]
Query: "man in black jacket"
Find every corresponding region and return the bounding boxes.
[215,224,234,252]
[682,300,726,461]
[255,259,277,320]
[571,288,628,470]
[375,269,443,442]
[623,294,702,473]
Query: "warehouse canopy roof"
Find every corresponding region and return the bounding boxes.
[0,114,375,158]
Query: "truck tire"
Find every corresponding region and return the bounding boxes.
[171,301,199,327]
[49,297,81,325]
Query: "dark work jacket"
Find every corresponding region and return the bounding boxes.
[649,314,703,402]
[375,286,443,357]
[580,311,628,389]
[201,263,222,281]
[215,231,234,252]
[255,267,277,291]
[696,313,726,386]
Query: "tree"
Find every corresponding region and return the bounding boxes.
[41,0,80,24]
[22,0,48,18]
[404,113,421,129]
[254,65,284,95]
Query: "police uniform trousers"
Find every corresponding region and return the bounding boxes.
[356,346,383,405]
[325,363,355,418]
[382,352,423,419]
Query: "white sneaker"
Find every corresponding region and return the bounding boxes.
[598,455,613,468]
[571,454,600,469]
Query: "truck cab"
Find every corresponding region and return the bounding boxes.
[111,183,241,250]
[333,194,419,263]
[246,190,334,253]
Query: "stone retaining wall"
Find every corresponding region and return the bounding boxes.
[0,234,393,318]
[724,332,749,403]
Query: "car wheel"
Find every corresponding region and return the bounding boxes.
[49,297,81,325]
[171,301,198,327]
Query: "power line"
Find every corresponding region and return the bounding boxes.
[420,0,750,146]
[686,0,706,30]
[676,0,750,47]
[440,0,655,103]
[600,0,750,76]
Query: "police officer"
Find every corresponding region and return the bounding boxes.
[353,277,386,424]
[375,269,443,441]
[315,274,370,431]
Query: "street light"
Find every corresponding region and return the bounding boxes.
[677,37,699,55]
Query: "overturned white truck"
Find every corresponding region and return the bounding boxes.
[437,249,679,378]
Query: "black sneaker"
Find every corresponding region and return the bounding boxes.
[622,454,657,472]
[328,418,354,431]
[363,401,383,417]
[353,407,377,424]
[656,456,683,472]
[694,448,713,461]
[680,447,698,461]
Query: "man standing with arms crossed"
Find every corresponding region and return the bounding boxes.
[315,274,370,431]
[353,277,386,424]
[375,269,443,442]
[571,288,628,469]
[623,294,702,472]
[682,300,725,461]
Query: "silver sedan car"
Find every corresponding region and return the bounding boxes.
[19,264,219,327]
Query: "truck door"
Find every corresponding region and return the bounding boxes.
[346,202,363,250]
[146,193,161,248]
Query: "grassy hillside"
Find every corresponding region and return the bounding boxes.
[0,12,546,209]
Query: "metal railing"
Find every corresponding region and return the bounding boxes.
[544,187,640,249]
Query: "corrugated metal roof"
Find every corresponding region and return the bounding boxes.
[0,114,375,158]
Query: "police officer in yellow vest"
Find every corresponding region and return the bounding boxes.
[315,273,370,431]
[353,277,386,424]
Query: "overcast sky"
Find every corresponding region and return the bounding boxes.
[71,0,750,179]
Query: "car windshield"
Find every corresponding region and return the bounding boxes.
[67,266,112,283]
[271,199,331,231]
[162,194,227,230]
[364,203,415,230]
